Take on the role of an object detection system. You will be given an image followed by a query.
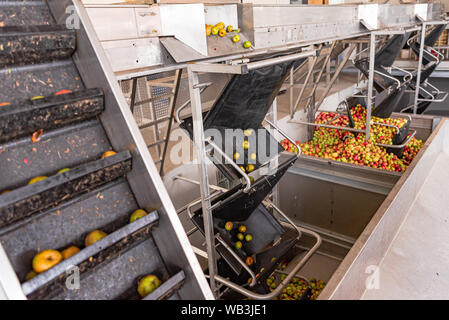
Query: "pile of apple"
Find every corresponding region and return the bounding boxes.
[281,104,424,172]
[224,221,255,266]
[349,104,408,145]
[309,278,326,300]
[266,274,326,300]
[205,22,252,49]
[280,139,299,154]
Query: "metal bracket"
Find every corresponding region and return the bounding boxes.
[360,19,377,31]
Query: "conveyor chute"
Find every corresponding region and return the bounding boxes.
[176,49,323,299]
[0,0,210,300]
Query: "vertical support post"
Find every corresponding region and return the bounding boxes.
[366,32,376,141]
[289,67,294,118]
[291,46,321,118]
[130,77,138,114]
[149,85,162,159]
[357,43,362,87]
[268,98,280,207]
[308,84,316,141]
[304,41,336,112]
[187,66,218,297]
[413,23,426,115]
[159,69,182,176]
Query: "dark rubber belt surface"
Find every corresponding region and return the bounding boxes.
[203,61,294,130]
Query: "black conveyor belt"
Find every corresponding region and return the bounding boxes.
[0,0,183,300]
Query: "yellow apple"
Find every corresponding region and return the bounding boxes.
[61,246,81,260]
[138,274,161,298]
[129,209,147,223]
[32,250,63,274]
[85,230,107,247]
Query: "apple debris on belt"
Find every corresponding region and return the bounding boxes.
[55,89,72,96]
[31,129,44,143]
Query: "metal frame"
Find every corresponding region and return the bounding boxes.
[288,24,429,148]
[109,5,446,184]
[126,69,183,175]
[80,2,445,301]
[127,50,315,180]
[159,70,182,175]
[214,200,321,300]
[187,66,218,295]
[182,50,321,298]
[0,245,26,300]
[179,175,321,300]
[289,44,323,118]
[411,20,449,114]
[287,42,358,119]
[48,0,214,300]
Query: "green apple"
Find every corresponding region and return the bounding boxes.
[235,241,242,250]
[211,26,219,35]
